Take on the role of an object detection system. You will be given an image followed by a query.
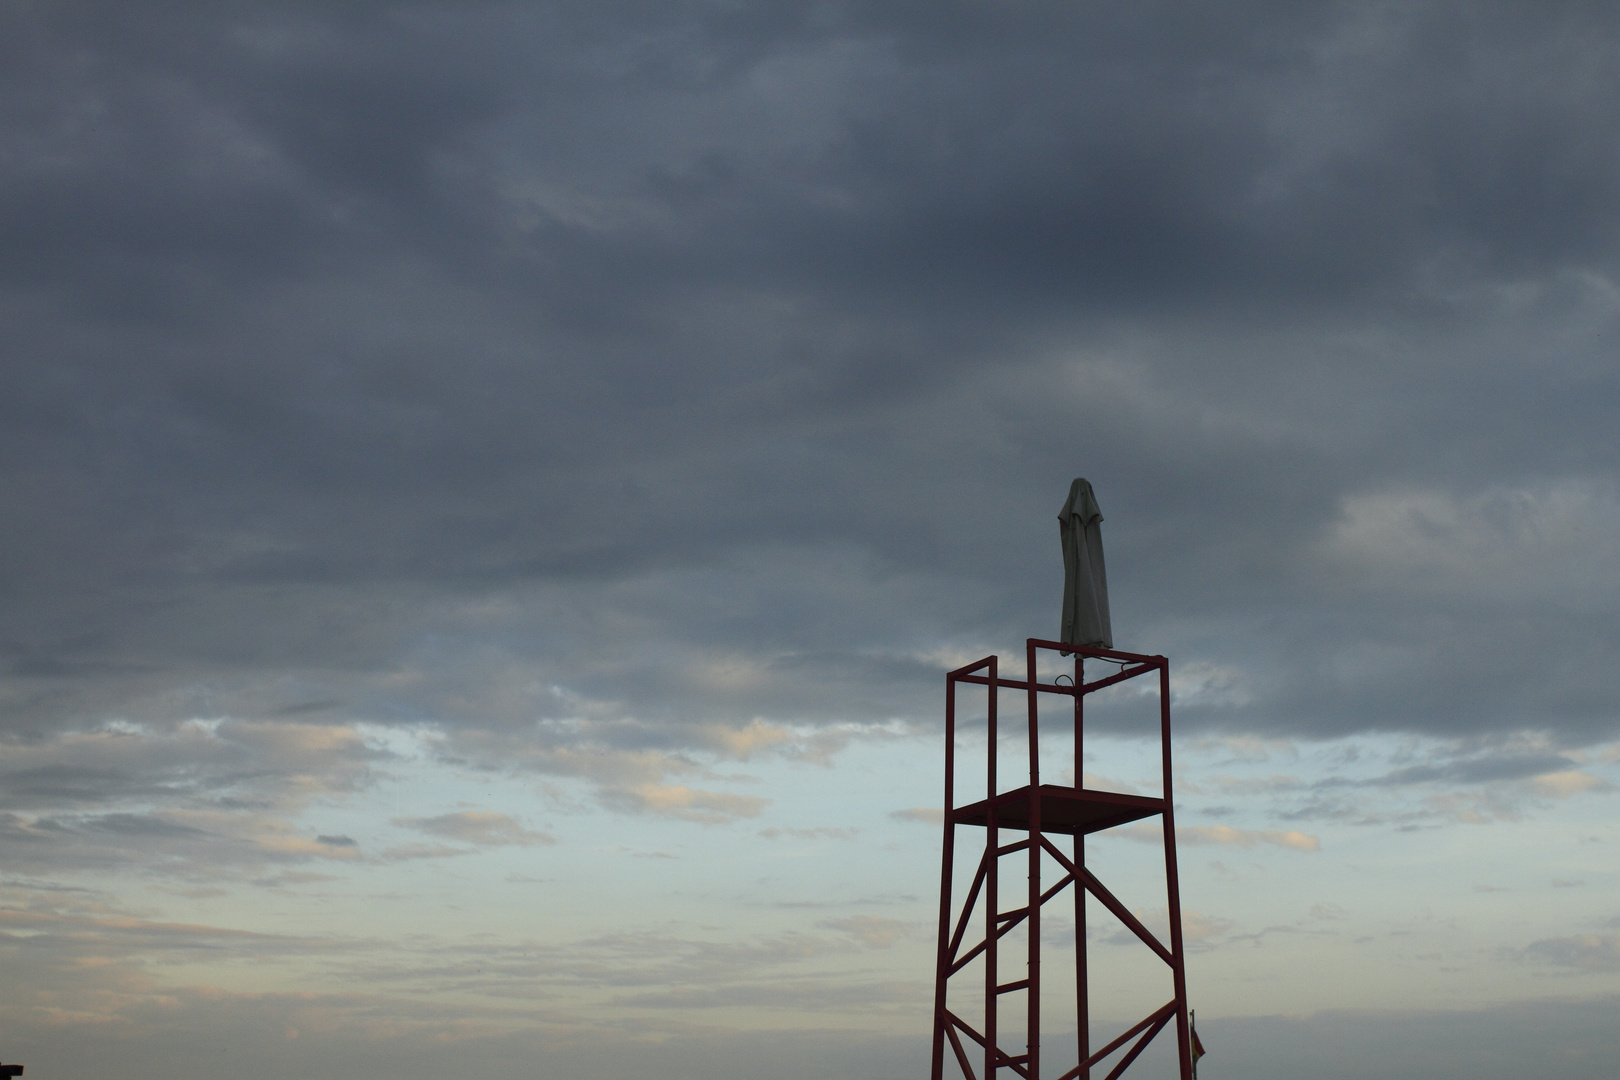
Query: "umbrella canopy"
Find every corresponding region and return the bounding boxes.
[1059,478,1112,649]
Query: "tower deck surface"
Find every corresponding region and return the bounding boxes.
[950,784,1163,836]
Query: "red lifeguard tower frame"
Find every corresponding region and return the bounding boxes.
[930,638,1192,1080]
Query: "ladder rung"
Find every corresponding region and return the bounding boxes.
[996,978,1030,994]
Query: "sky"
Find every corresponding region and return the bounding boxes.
[3,1,1620,1077]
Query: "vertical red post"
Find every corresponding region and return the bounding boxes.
[1160,660,1193,1080]
[1073,651,1088,1079]
[985,656,998,1080]
[1025,640,1041,1080]
[931,671,957,1080]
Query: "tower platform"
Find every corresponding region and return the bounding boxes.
[951,786,1164,837]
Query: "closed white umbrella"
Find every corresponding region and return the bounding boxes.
[1059,477,1112,649]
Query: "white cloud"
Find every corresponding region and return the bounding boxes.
[393,811,555,847]
[1113,823,1320,851]
[819,915,910,949]
[607,784,768,824]
[1179,825,1320,851]
[1530,770,1611,799]
[888,807,942,825]
[758,826,858,841]
[379,843,474,862]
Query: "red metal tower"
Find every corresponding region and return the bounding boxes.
[930,638,1192,1080]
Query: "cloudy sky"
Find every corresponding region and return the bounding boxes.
[4,2,1620,1077]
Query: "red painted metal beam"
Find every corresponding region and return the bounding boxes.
[1058,1001,1177,1079]
[1103,1007,1175,1080]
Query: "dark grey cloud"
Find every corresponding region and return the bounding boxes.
[0,719,383,812]
[0,718,386,876]
[1168,733,1616,830]
[1369,753,1575,787]
[0,808,366,877]
[1524,932,1620,972]
[2,0,1619,784]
